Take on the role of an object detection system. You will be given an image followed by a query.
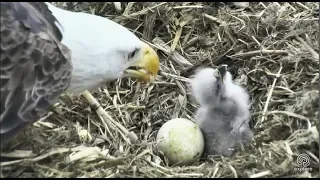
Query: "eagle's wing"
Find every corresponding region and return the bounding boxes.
[0,2,72,146]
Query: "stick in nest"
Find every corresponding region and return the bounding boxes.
[82,90,139,144]
[255,66,283,128]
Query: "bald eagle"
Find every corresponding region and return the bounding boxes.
[0,2,160,146]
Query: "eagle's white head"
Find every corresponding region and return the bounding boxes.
[45,3,160,94]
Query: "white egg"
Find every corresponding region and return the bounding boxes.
[156,118,204,166]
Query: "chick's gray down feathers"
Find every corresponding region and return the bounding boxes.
[0,2,72,146]
[190,67,253,157]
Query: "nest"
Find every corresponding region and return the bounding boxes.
[1,2,319,178]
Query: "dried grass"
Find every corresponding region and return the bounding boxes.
[1,2,319,178]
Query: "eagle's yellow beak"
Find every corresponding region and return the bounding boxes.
[125,42,160,82]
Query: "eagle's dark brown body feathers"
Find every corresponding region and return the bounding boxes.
[0,2,72,146]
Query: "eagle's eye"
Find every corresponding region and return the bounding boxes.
[129,48,139,59]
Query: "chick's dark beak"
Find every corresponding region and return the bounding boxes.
[217,64,228,83]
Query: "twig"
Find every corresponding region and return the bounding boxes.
[143,2,157,41]
[256,67,283,128]
[172,5,204,9]
[295,34,319,62]
[82,90,138,144]
[122,2,135,16]
[171,27,183,52]
[229,50,289,58]
[99,2,108,13]
[171,15,193,52]
[221,21,237,45]
[0,146,104,167]
[0,150,36,159]
[113,2,122,12]
[295,2,311,10]
[228,163,238,178]
[153,37,193,71]
[248,170,272,178]
[202,13,222,24]
[0,148,71,167]
[265,110,311,130]
[125,2,167,18]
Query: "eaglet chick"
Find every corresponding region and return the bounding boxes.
[190,65,253,157]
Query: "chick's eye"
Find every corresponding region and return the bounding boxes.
[129,48,139,59]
